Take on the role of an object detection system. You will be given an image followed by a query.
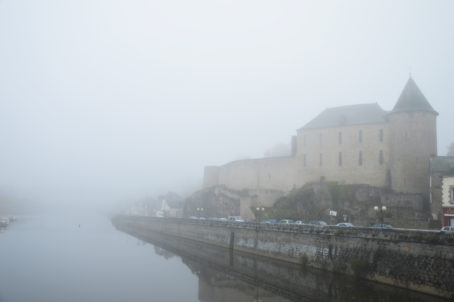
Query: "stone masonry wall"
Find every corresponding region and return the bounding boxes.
[215,156,297,192]
[296,122,389,189]
[389,111,437,194]
[113,215,454,299]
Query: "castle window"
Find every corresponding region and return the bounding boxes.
[359,151,363,166]
[338,132,342,144]
[379,129,383,142]
[303,154,307,167]
[320,153,323,166]
[338,152,342,166]
[379,150,384,165]
[359,130,362,143]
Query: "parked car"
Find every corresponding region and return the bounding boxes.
[309,220,327,226]
[279,219,294,224]
[440,226,454,232]
[263,219,277,224]
[370,224,392,228]
[294,220,305,225]
[228,216,244,222]
[336,222,354,227]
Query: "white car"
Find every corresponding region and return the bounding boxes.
[336,222,355,227]
[279,219,294,224]
[441,226,454,232]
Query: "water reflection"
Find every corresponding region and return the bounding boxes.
[114,220,447,302]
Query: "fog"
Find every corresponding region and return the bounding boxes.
[1,0,453,212]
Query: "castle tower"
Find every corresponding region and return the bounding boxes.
[388,77,438,194]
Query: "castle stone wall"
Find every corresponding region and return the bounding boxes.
[389,112,437,194]
[215,156,297,192]
[295,122,389,188]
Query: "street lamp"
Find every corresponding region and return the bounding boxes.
[374,205,387,225]
[255,207,265,223]
[196,207,204,218]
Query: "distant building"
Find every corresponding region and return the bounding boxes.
[204,78,438,198]
[430,156,454,227]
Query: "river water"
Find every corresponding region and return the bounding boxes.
[0,215,447,302]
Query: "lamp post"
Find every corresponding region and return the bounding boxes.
[196,207,204,218]
[374,205,387,225]
[255,207,265,223]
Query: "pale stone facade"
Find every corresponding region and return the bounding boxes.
[204,78,438,197]
[295,121,390,189]
[441,177,454,208]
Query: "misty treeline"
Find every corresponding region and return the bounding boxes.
[448,143,454,156]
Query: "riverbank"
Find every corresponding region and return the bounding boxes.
[112,215,454,299]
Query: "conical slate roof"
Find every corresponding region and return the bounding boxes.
[392,78,437,113]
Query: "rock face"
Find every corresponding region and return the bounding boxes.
[272,182,431,228]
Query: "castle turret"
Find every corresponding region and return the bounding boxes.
[388,77,438,194]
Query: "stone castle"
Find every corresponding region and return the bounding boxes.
[203,78,438,209]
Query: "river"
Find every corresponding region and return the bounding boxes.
[0,215,447,302]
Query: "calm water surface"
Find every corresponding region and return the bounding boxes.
[0,214,198,302]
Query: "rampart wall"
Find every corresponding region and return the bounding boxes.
[206,156,297,192]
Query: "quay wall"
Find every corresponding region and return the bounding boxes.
[112,215,454,299]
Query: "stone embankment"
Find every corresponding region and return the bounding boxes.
[112,215,454,299]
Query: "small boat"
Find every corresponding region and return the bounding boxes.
[0,217,9,228]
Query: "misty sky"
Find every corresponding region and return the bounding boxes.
[1,0,453,209]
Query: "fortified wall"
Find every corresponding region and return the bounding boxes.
[113,215,454,298]
[204,156,297,192]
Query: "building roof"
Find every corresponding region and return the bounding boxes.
[431,156,454,174]
[301,103,387,130]
[392,77,437,114]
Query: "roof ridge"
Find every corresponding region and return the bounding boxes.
[325,102,381,110]
[301,103,387,130]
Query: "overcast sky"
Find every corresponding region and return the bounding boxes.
[1,0,453,210]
